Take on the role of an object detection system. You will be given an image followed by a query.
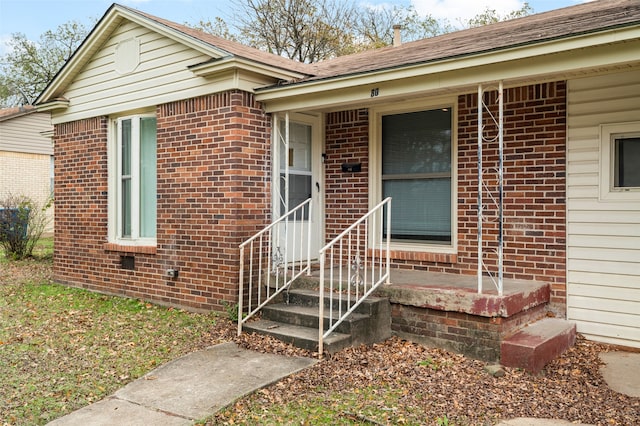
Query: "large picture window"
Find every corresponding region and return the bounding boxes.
[382,108,452,244]
[112,115,157,243]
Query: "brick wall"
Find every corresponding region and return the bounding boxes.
[54,116,108,296]
[324,82,567,310]
[390,302,548,361]
[54,82,566,315]
[54,90,271,312]
[325,109,370,240]
[0,151,54,233]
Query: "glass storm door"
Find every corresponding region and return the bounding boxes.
[274,113,323,262]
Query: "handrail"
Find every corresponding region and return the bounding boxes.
[238,198,312,335]
[317,197,391,356]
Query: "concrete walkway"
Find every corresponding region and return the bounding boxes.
[599,351,640,398]
[47,342,317,425]
[47,346,639,426]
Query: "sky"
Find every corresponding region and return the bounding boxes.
[0,0,590,55]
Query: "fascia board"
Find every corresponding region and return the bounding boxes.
[190,57,307,81]
[256,26,640,110]
[114,6,231,57]
[37,4,228,105]
[262,40,640,113]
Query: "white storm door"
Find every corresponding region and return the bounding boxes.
[274,113,323,262]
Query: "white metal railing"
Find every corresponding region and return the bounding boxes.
[237,198,312,335]
[317,197,391,356]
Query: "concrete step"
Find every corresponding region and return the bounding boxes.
[500,318,576,373]
[244,288,392,355]
[243,319,353,354]
[287,288,389,315]
[261,303,369,335]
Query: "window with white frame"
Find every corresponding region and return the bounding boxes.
[377,105,455,248]
[110,114,157,244]
[600,122,640,200]
[613,135,640,188]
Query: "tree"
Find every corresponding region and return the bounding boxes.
[465,2,533,28]
[351,4,453,50]
[0,21,90,107]
[193,0,534,63]
[189,17,239,42]
[192,0,450,61]
[232,0,356,63]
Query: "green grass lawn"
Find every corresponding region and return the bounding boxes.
[0,237,232,425]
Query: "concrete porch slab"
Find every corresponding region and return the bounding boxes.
[376,270,550,318]
[296,268,552,362]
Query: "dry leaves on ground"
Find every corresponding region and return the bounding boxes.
[220,332,640,425]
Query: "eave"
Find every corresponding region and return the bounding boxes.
[189,57,308,82]
[35,98,71,113]
[256,25,640,113]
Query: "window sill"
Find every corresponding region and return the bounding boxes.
[104,243,157,254]
[599,188,640,202]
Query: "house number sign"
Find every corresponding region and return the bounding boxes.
[370,88,379,97]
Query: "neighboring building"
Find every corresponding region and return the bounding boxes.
[0,106,54,234]
[36,0,639,353]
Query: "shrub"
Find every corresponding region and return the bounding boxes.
[0,194,52,259]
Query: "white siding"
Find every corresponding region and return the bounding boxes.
[54,21,275,124]
[567,70,640,349]
[0,111,53,155]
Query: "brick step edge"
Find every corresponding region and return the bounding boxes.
[500,318,576,373]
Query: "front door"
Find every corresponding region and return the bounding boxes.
[273,113,323,262]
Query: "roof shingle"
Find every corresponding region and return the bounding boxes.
[308,0,640,81]
[122,0,639,84]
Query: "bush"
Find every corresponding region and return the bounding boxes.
[0,194,52,259]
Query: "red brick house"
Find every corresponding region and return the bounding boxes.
[37,0,640,359]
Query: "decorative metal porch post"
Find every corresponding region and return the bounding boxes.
[478,85,483,294]
[477,81,504,296]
